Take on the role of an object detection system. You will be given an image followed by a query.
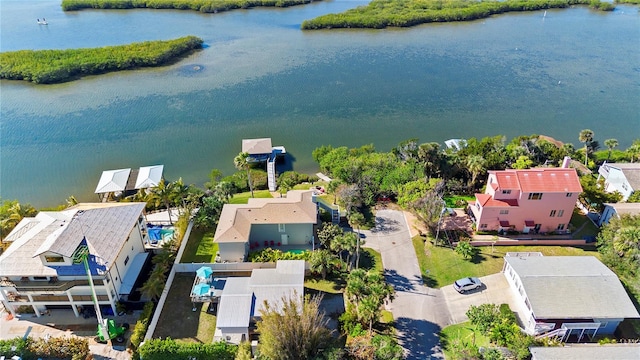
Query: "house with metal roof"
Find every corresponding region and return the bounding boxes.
[502,254,639,341]
[0,203,150,318]
[95,165,164,202]
[214,190,317,262]
[469,168,582,234]
[597,162,640,201]
[598,202,640,227]
[213,260,305,344]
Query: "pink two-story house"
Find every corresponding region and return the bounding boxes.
[469,168,582,234]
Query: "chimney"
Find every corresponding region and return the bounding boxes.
[561,156,571,169]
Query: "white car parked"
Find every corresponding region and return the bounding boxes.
[453,277,482,293]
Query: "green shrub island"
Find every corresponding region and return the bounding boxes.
[138,338,237,360]
[0,36,203,84]
[62,0,318,12]
[302,0,615,29]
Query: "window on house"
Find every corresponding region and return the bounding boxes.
[105,277,110,283]
[32,276,48,281]
[557,224,565,230]
[622,183,628,191]
[124,256,129,266]
[500,210,509,214]
[528,193,543,200]
[549,210,556,217]
[476,203,481,210]
[45,256,64,263]
[566,193,572,197]
[502,190,511,194]
[480,224,487,229]
[558,210,564,217]
[278,224,286,233]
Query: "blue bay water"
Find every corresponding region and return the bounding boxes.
[1,1,639,207]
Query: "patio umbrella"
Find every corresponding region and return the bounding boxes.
[192,283,211,296]
[196,266,213,279]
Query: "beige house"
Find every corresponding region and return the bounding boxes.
[0,203,150,317]
[214,190,317,262]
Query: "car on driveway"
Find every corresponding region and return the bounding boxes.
[453,277,482,293]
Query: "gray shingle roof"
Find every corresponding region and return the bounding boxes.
[530,344,640,360]
[0,203,146,277]
[505,256,640,319]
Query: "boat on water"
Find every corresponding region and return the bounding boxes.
[37,18,48,25]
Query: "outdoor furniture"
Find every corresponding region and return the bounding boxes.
[270,240,275,246]
[277,242,281,246]
[264,240,269,247]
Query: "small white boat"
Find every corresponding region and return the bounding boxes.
[37,18,48,25]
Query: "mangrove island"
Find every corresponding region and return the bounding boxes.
[61,0,320,13]
[0,36,203,84]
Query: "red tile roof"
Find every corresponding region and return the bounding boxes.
[490,168,582,193]
[476,194,518,207]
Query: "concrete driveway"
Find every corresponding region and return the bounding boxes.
[442,273,525,325]
[362,209,449,359]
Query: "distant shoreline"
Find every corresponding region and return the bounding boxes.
[0,36,203,84]
[61,0,320,13]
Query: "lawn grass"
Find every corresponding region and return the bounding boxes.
[444,195,475,208]
[413,235,600,288]
[440,321,490,359]
[305,248,382,293]
[229,190,273,204]
[154,274,217,343]
[569,210,600,240]
[180,228,218,263]
[380,310,394,325]
[304,278,344,294]
[359,247,383,273]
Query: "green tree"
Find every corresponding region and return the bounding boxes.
[579,175,622,212]
[627,140,640,163]
[148,178,178,225]
[140,265,167,301]
[411,190,444,236]
[465,154,486,189]
[455,240,477,260]
[326,180,342,205]
[194,196,225,230]
[604,138,618,162]
[235,341,252,360]
[317,223,343,250]
[579,129,594,166]
[349,211,366,269]
[309,249,336,280]
[256,294,333,360]
[234,152,254,198]
[205,168,223,190]
[512,155,534,169]
[466,304,501,334]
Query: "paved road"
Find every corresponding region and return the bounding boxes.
[362,209,450,360]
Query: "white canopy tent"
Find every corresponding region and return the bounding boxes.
[95,168,131,201]
[135,165,164,189]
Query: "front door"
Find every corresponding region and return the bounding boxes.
[534,224,541,233]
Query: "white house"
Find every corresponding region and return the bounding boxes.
[0,203,150,318]
[598,202,640,227]
[214,190,317,262]
[597,162,640,201]
[502,254,639,341]
[214,260,305,344]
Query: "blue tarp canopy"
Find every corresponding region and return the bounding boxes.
[196,266,213,279]
[193,283,210,296]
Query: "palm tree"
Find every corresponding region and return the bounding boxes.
[348,212,366,269]
[234,152,254,198]
[359,296,379,334]
[148,179,177,225]
[579,129,594,166]
[326,180,342,205]
[604,138,618,162]
[309,249,335,280]
[1,201,37,240]
[465,155,486,189]
[140,265,167,301]
[627,141,640,163]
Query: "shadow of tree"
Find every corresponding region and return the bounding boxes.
[394,317,444,360]
[371,217,401,234]
[422,273,439,288]
[383,268,423,293]
[469,252,487,264]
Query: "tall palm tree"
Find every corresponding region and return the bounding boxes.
[465,155,486,189]
[627,141,640,163]
[149,179,177,225]
[604,139,618,161]
[309,249,335,280]
[579,129,594,166]
[234,152,254,198]
[1,201,37,240]
[348,212,365,269]
[327,180,342,205]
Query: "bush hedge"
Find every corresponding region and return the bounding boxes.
[302,0,615,29]
[0,36,203,83]
[130,301,156,352]
[62,0,316,12]
[0,336,89,360]
[138,338,237,360]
